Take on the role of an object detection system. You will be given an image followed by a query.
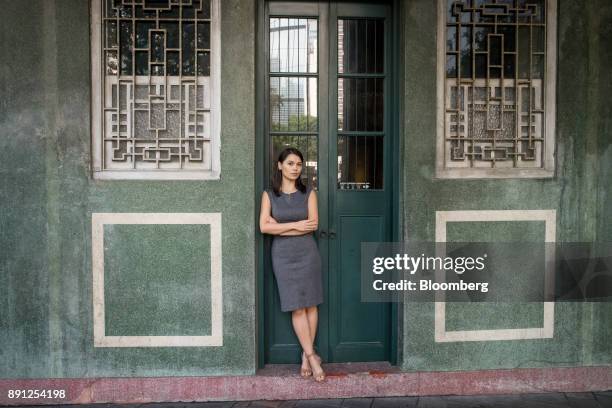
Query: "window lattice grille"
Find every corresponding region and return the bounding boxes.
[92,0,220,178]
[438,0,555,177]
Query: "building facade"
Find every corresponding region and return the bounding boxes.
[1,0,611,403]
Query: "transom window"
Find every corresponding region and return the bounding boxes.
[436,0,556,178]
[91,0,220,179]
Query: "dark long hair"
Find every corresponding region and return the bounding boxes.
[272,147,307,196]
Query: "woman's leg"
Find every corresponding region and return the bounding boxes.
[292,307,314,376]
[305,305,318,346]
[291,308,314,354]
[292,307,325,381]
[299,306,319,374]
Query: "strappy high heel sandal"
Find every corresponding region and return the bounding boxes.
[305,351,326,382]
[300,351,312,378]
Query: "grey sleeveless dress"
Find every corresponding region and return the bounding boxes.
[266,186,324,312]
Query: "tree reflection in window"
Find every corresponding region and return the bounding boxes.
[100,0,217,173]
[443,0,550,171]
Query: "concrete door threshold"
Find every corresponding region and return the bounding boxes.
[257,361,400,377]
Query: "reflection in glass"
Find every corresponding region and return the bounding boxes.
[152,31,165,63]
[270,77,318,132]
[106,21,118,48]
[518,26,530,78]
[160,22,180,48]
[446,27,457,52]
[528,0,546,23]
[338,78,383,132]
[447,0,456,23]
[459,26,471,78]
[503,53,515,77]
[136,21,155,48]
[447,1,546,81]
[446,54,457,78]
[197,22,211,49]
[182,23,196,75]
[532,54,544,79]
[119,21,133,75]
[443,0,548,168]
[498,25,515,52]
[474,26,491,52]
[475,54,487,78]
[102,0,214,170]
[197,51,210,76]
[106,50,118,75]
[268,17,319,191]
[167,51,180,75]
[338,19,384,74]
[269,18,318,73]
[271,135,318,190]
[108,1,210,77]
[489,35,502,66]
[337,136,383,190]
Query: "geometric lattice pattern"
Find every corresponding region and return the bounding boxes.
[444,0,547,169]
[102,0,213,170]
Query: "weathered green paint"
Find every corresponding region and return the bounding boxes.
[401,0,612,371]
[444,220,546,332]
[0,0,610,379]
[104,224,212,336]
[1,0,256,378]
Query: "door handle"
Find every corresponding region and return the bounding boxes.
[329,230,336,239]
[319,230,327,238]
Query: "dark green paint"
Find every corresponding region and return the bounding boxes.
[259,0,397,365]
[327,1,394,363]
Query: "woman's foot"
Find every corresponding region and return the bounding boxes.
[305,352,325,382]
[300,351,312,377]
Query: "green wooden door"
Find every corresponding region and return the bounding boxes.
[262,0,394,365]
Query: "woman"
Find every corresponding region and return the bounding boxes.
[259,147,326,382]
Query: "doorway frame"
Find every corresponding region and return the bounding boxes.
[255,0,404,369]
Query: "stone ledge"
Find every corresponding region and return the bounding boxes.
[1,365,611,405]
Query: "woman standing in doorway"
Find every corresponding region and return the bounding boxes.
[259,147,326,382]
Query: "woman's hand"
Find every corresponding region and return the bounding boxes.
[292,219,318,233]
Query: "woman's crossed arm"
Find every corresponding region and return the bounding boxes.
[259,190,318,236]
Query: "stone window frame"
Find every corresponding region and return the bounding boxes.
[90,0,221,180]
[435,0,557,179]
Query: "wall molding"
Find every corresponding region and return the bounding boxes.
[91,212,223,347]
[434,209,556,342]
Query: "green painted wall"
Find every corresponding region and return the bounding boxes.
[401,0,612,371]
[0,0,257,378]
[1,0,610,379]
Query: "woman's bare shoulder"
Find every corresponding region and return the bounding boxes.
[263,188,278,200]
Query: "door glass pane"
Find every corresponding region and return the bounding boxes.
[338,19,384,74]
[270,77,318,132]
[337,135,383,190]
[271,135,318,189]
[337,17,385,190]
[270,18,318,73]
[338,78,383,131]
[268,16,319,191]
